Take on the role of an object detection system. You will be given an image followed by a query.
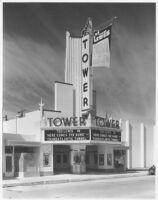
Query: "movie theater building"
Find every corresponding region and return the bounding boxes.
[2,21,154,178]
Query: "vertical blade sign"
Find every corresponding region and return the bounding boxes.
[82,34,90,111]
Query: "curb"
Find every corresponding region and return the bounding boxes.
[3,172,148,188]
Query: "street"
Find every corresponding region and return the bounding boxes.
[3,176,155,199]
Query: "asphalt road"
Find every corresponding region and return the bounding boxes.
[3,175,155,199]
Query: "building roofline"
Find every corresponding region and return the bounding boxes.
[43,109,61,113]
[54,81,73,86]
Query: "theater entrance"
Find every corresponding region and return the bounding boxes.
[113,149,126,171]
[53,145,70,173]
[86,145,98,170]
[4,146,14,178]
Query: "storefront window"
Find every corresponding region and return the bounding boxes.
[94,153,98,164]
[43,153,50,167]
[107,154,112,166]
[6,156,12,172]
[114,150,126,169]
[99,154,104,166]
[5,146,13,154]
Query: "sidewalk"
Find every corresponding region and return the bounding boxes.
[2,171,149,188]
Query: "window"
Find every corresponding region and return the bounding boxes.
[94,153,98,164]
[107,154,112,166]
[6,156,12,172]
[43,153,50,167]
[114,150,126,169]
[99,154,104,166]
[5,146,13,154]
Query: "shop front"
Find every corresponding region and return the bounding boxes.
[3,133,41,178]
[3,125,127,178]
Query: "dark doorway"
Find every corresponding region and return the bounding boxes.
[53,145,70,173]
[86,145,98,170]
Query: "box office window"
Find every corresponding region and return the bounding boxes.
[99,154,104,166]
[74,153,81,164]
[43,153,50,167]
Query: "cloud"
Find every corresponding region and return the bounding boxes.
[3,3,155,124]
[3,35,65,118]
[93,22,155,123]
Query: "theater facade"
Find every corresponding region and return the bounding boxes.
[2,19,154,178]
[3,103,127,178]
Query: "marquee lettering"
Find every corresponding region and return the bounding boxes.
[83,82,88,92]
[46,116,120,129]
[47,117,87,127]
[95,116,120,129]
[93,27,111,44]
[82,68,89,77]
[83,97,88,106]
[82,54,89,63]
[82,38,88,48]
[82,34,90,111]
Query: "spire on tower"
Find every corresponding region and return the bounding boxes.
[81,17,93,36]
[39,98,45,109]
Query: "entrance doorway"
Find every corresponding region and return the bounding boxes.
[54,145,70,173]
[4,146,14,178]
[114,149,126,170]
[86,145,98,170]
[5,154,14,177]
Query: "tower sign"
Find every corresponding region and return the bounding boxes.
[81,34,91,111]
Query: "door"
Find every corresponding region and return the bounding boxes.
[5,154,14,177]
[62,153,69,169]
[54,152,70,171]
[113,150,126,170]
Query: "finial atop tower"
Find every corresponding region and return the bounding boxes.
[82,17,93,36]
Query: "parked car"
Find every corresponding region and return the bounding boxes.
[148,165,156,175]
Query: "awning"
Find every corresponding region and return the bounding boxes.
[113,145,129,150]
[6,140,41,147]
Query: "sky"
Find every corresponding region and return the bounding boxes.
[3,2,156,124]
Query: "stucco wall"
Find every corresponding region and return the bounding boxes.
[3,110,41,141]
[55,82,73,117]
[125,121,154,168]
